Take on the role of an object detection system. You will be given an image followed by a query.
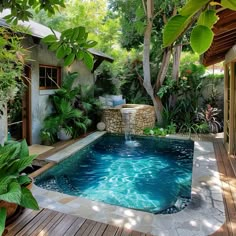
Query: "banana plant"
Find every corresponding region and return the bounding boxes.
[163,0,236,54]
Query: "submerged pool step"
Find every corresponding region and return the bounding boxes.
[46,131,106,163]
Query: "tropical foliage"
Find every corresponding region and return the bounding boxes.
[41,72,91,143]
[0,0,65,23]
[0,28,28,114]
[144,123,176,136]
[74,86,103,130]
[42,26,97,69]
[0,140,39,235]
[197,105,222,133]
[163,0,236,54]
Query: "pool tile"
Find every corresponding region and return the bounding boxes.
[58,197,77,204]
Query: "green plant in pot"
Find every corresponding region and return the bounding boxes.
[41,72,91,143]
[0,140,39,235]
[43,98,91,142]
[40,129,54,145]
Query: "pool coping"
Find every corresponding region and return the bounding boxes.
[31,131,225,236]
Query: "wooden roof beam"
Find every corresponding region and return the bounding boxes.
[202,56,225,67]
[214,22,236,35]
[208,42,235,51]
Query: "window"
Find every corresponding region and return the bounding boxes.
[39,65,61,89]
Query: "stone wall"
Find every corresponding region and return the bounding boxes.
[102,104,156,135]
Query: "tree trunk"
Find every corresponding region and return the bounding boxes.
[143,0,154,99]
[169,44,182,107]
[152,47,171,124]
[172,45,182,82]
[155,47,172,89]
[153,95,163,124]
[0,105,8,146]
[143,0,160,121]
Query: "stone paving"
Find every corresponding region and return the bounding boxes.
[31,132,225,236]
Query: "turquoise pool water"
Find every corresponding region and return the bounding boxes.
[35,134,194,214]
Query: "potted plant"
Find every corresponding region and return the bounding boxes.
[45,98,91,141]
[41,73,91,143]
[0,140,39,236]
[40,129,54,145]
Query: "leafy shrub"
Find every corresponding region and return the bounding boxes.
[197,105,222,133]
[41,72,91,143]
[143,123,176,136]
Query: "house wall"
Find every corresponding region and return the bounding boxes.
[22,37,94,144]
[225,44,236,64]
[223,44,236,155]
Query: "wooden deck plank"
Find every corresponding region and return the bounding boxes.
[6,209,43,235]
[47,214,78,235]
[210,223,229,236]
[74,219,97,236]
[64,217,86,236]
[37,211,68,236]
[116,228,138,236]
[102,224,119,236]
[36,212,65,236]
[212,142,236,236]
[31,210,59,236]
[219,143,236,210]
[87,222,107,236]
[215,142,236,235]
[6,208,34,231]
[212,142,231,236]
[16,209,52,236]
[80,219,97,236]
[131,231,143,236]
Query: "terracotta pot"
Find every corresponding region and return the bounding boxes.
[0,201,24,227]
[0,201,18,219]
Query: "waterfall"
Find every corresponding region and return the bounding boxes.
[121,108,136,143]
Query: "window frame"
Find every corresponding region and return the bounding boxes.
[39,64,61,90]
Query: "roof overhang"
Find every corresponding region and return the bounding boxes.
[202,8,236,66]
[0,9,114,70]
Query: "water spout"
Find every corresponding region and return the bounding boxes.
[121,108,136,142]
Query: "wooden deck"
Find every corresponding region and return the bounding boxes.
[5,208,151,236]
[210,141,236,236]
[5,135,236,236]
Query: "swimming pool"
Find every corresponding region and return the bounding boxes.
[35,134,194,214]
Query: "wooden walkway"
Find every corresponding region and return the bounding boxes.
[210,141,236,236]
[4,136,236,236]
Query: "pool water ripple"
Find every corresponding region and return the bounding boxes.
[35,134,194,214]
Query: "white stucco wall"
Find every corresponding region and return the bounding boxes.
[22,37,94,144]
[70,61,94,87]
[0,106,8,146]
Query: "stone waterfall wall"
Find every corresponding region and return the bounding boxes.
[102,104,156,135]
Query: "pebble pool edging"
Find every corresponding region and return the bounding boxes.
[32,132,225,236]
